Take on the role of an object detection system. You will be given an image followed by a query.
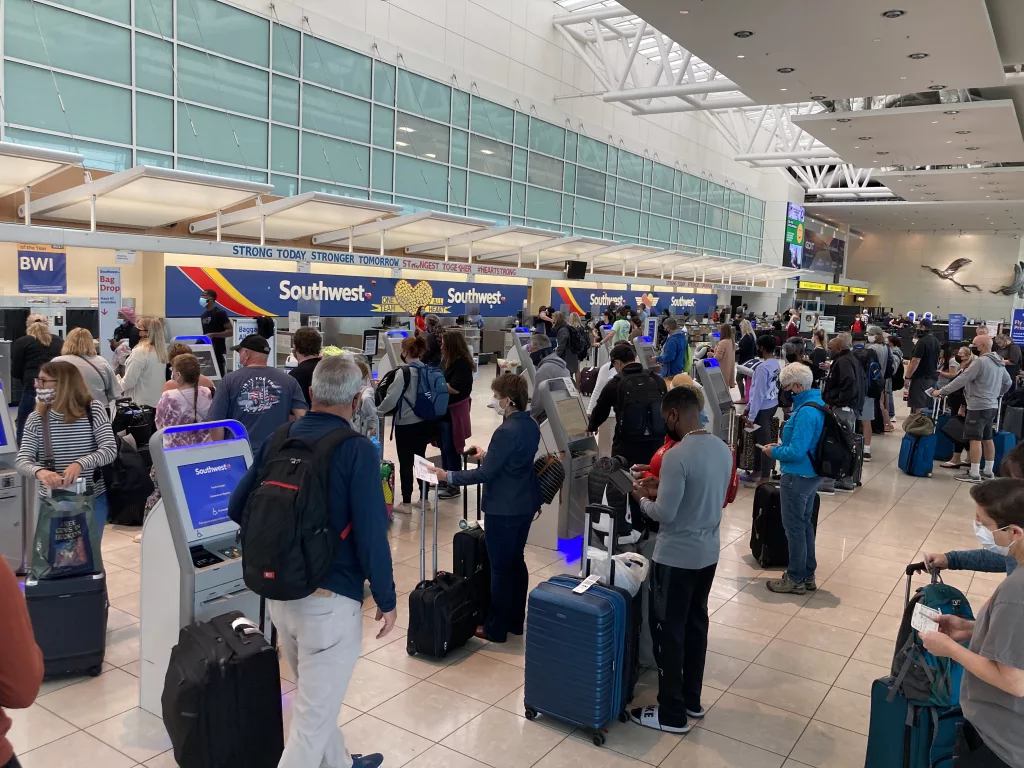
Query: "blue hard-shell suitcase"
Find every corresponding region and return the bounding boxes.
[982,430,1017,474]
[934,413,955,463]
[899,433,935,477]
[865,677,961,768]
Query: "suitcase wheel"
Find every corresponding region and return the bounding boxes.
[406,639,417,657]
[618,711,629,723]
[592,731,606,747]
[524,707,537,721]
[88,665,102,677]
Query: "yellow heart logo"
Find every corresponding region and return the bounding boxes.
[393,279,434,314]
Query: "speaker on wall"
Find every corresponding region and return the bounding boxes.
[565,260,587,280]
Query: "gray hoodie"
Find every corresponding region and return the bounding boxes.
[937,352,1012,411]
[376,362,424,426]
[531,352,569,421]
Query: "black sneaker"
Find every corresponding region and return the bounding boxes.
[352,755,384,768]
[438,485,461,499]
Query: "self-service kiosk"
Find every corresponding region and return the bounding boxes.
[0,385,26,574]
[633,336,659,371]
[529,378,598,548]
[172,335,223,381]
[511,330,536,399]
[693,358,735,443]
[139,421,257,715]
[376,329,409,380]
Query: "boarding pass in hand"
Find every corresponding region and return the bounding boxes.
[911,603,941,634]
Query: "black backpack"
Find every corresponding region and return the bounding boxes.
[240,424,358,601]
[803,402,855,480]
[86,406,154,524]
[567,325,589,357]
[615,371,667,444]
[853,346,884,399]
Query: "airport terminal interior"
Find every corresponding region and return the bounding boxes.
[1,0,1024,767]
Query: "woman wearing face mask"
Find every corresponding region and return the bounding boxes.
[431,373,541,643]
[414,306,426,334]
[121,316,168,408]
[12,315,65,445]
[15,361,117,534]
[938,345,974,470]
[921,479,1024,768]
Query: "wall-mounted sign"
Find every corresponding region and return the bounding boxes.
[1011,309,1024,345]
[948,314,965,342]
[18,243,67,294]
[849,287,868,295]
[97,267,121,362]
[550,287,717,317]
[798,281,827,291]
[826,284,849,293]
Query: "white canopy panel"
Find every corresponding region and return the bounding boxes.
[0,142,83,198]
[403,225,566,259]
[312,210,492,251]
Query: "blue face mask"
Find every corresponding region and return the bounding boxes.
[199,296,209,309]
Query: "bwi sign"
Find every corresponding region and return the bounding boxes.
[18,243,66,294]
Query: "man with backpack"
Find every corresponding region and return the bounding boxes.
[821,333,865,493]
[228,355,395,768]
[852,333,883,463]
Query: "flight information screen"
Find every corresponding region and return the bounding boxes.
[177,456,247,532]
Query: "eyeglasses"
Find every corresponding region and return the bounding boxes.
[34,378,57,387]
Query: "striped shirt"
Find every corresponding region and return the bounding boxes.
[16,401,117,498]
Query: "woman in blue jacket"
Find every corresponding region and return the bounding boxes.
[762,363,826,595]
[433,372,542,642]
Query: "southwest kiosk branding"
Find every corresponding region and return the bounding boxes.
[551,286,716,316]
[177,456,248,533]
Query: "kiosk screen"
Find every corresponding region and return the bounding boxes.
[555,397,590,441]
[177,456,247,531]
[191,348,220,379]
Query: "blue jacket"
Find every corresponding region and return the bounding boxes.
[228,412,396,612]
[771,389,826,477]
[946,548,1017,576]
[449,410,542,516]
[657,330,688,377]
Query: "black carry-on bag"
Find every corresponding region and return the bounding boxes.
[453,450,490,622]
[406,480,478,657]
[25,571,108,678]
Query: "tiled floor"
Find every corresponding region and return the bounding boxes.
[8,371,996,767]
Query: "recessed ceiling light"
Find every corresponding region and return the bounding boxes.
[424,153,436,158]
[837,118,851,123]
[395,140,409,146]
[779,87,787,91]
[931,121,938,124]
[957,156,962,159]
[480,149,494,155]
[900,76,908,80]
[956,130,971,134]
[877,151,890,155]
[908,52,929,59]
[679,9,689,13]
[858,136,872,140]
[872,38,882,42]
[734,30,754,38]
[854,146,860,149]
[882,9,907,18]
[777,67,794,73]
[944,110,960,115]
[810,95,826,101]
[946,140,953,144]
[967,146,980,151]
[831,127,837,131]
[397,126,416,133]
[897,179,903,182]
[736,54,745,58]
[929,84,946,90]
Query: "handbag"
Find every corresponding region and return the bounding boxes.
[903,412,935,437]
[941,415,966,444]
[533,433,565,508]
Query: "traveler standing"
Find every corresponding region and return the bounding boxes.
[163,343,216,393]
[535,306,555,338]
[786,314,800,339]
[15,361,117,532]
[939,346,973,470]
[109,306,141,352]
[0,557,43,768]
[375,335,432,513]
[637,302,649,329]
[121,316,169,408]
[157,354,214,443]
[736,319,757,401]
[598,308,632,346]
[421,315,443,367]
[851,334,880,463]
[809,328,829,388]
[868,326,894,432]
[228,356,395,768]
[741,335,781,485]
[994,333,1022,383]
[764,363,826,595]
[714,324,736,390]
[529,334,569,422]
[821,333,865,493]
[208,334,307,448]
[656,318,689,378]
[627,386,731,734]
[933,333,1011,483]
[888,334,906,418]
[552,312,580,377]
[586,341,632,418]
[288,327,322,407]
[906,318,941,413]
[54,327,119,407]
[438,330,474,500]
[432,373,541,643]
[198,289,232,377]
[12,315,63,445]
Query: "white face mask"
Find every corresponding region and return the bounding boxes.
[35,387,55,404]
[975,521,1012,556]
[490,397,506,415]
[199,296,209,308]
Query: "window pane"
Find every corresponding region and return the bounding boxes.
[617,151,643,181]
[303,36,371,98]
[606,146,618,174]
[577,136,606,171]
[272,75,299,125]
[728,190,745,212]
[470,96,513,142]
[562,163,576,194]
[652,162,673,190]
[527,153,562,190]
[372,191,393,204]
[728,211,744,233]
[272,24,300,76]
[397,70,450,123]
[6,127,130,171]
[395,155,447,203]
[564,130,578,161]
[651,189,672,216]
[678,222,698,247]
[749,197,765,218]
[513,148,527,182]
[616,179,641,209]
[452,91,470,129]
[6,62,130,144]
[450,129,468,167]
[681,173,700,197]
[643,159,653,185]
[178,0,268,67]
[135,34,173,95]
[372,105,394,149]
[450,168,467,206]
[514,112,529,147]
[745,217,763,238]
[371,148,393,192]
[614,206,640,237]
[526,117,564,158]
[176,157,266,182]
[137,150,173,168]
[526,186,559,222]
[605,175,616,203]
[745,237,761,258]
[301,178,367,199]
[704,228,723,249]
[395,195,445,213]
[303,84,370,143]
[395,113,448,163]
[704,205,724,228]
[727,233,742,253]
[53,0,129,23]
[468,135,512,177]
[679,197,699,222]
[373,61,396,105]
[137,0,171,35]
[136,93,172,151]
[300,132,369,187]
[468,172,509,214]
[511,183,526,216]
[272,174,298,197]
[178,104,266,168]
[576,167,604,200]
[561,195,573,225]
[707,183,727,206]
[6,0,130,84]
[271,125,298,174]
[177,48,269,118]
[649,215,671,243]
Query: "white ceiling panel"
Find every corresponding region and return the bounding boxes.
[876,167,1024,203]
[617,0,1005,103]
[806,200,1024,232]
[792,100,1024,167]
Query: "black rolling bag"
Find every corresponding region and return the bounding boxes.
[25,571,107,678]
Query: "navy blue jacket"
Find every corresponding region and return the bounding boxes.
[228,412,396,612]
[449,410,542,516]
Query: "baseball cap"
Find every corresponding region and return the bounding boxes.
[919,318,933,328]
[232,334,271,354]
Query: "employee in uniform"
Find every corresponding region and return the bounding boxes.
[199,289,232,377]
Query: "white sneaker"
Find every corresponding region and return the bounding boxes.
[133,533,142,543]
[628,705,691,734]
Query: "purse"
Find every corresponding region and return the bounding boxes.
[533,433,565,509]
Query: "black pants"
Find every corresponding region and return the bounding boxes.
[483,512,533,642]
[751,406,777,478]
[649,560,717,728]
[955,722,1011,767]
[3,755,22,768]
[394,421,435,503]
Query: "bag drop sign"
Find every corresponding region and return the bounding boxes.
[18,243,67,294]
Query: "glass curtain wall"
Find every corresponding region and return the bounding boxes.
[2,0,765,260]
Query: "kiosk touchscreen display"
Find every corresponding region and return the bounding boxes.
[554,397,589,442]
[176,456,247,532]
[191,348,221,379]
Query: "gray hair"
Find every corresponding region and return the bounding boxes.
[310,355,363,407]
[664,317,679,332]
[837,332,852,349]
[529,333,551,350]
[425,314,440,330]
[779,362,813,392]
[867,325,886,343]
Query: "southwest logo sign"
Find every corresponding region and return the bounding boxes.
[634,293,659,308]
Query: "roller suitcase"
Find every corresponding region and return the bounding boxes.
[934,413,955,463]
[406,484,478,657]
[162,610,284,768]
[1003,405,1024,441]
[749,483,820,568]
[851,433,865,487]
[865,676,960,768]
[580,367,599,396]
[25,571,107,678]
[453,525,489,623]
[982,403,1017,475]
[899,433,935,477]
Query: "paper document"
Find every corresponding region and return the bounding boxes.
[911,603,941,634]
[413,454,439,486]
[744,423,761,434]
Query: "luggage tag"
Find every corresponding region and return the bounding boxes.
[573,574,601,594]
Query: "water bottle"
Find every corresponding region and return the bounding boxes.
[370,434,383,459]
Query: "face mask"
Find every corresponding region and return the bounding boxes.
[491,397,507,415]
[199,297,209,308]
[530,350,547,366]
[116,318,125,326]
[35,387,55,404]
[975,521,1012,556]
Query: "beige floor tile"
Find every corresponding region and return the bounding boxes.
[7,703,78,755]
[813,533,860,554]
[531,737,649,767]
[364,636,471,679]
[783,761,817,768]
[368,681,489,741]
[775,618,864,657]
[361,615,407,655]
[143,750,178,768]
[701,651,751,692]
[104,545,141,571]
[494,686,574,734]
[813,687,872,735]
[834,659,889,695]
[120,660,142,678]
[852,542,924,565]
[36,668,139,729]
[104,624,140,668]
[105,569,140,600]
[753,639,848,686]
[966,578,999,599]
[85,707,172,763]
[393,561,432,593]
[441,707,566,768]
[17,730,137,768]
[727,664,830,718]
[524,544,562,573]
[343,658,421,712]
[810,581,889,613]
[101,531,136,553]
[731,581,812,616]
[789,720,868,768]
[794,602,880,633]
[661,727,785,768]
[341,714,434,767]
[365,592,411,631]
[707,623,772,663]
[710,601,792,638]
[699,692,810,756]
[851,635,894,667]
[37,664,115,696]
[840,553,908,577]
[105,607,139,633]
[879,592,906,618]
[822,567,900,595]
[477,632,526,669]
[406,744,492,768]
[715,558,763,580]
[110,591,141,618]
[427,652,525,704]
[709,577,750,601]
[865,612,902,640]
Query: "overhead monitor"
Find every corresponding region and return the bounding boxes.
[784,202,805,269]
[554,395,589,442]
[173,335,222,381]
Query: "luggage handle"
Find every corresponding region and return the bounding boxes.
[904,562,940,606]
[419,481,439,582]
[583,503,618,585]
[230,616,263,637]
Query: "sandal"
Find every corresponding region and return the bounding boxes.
[940,461,962,469]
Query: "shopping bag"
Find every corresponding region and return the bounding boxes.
[31,486,103,580]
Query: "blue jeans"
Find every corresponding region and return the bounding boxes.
[16,382,35,446]
[437,420,460,473]
[780,473,821,583]
[93,493,109,537]
[483,512,533,642]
